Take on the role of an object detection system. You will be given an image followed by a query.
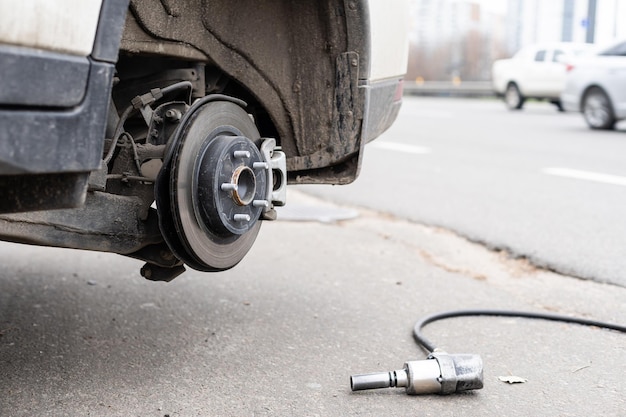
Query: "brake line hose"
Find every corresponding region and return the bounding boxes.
[351,309,626,395]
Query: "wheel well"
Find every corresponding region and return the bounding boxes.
[121,0,369,183]
[506,81,521,94]
[580,85,610,112]
[113,54,279,142]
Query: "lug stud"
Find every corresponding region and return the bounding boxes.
[253,200,270,208]
[234,150,251,159]
[221,183,238,192]
[253,162,269,170]
[234,214,251,222]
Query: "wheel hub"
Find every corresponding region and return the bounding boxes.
[194,135,268,236]
[155,99,278,272]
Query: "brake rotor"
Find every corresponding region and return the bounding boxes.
[157,100,270,271]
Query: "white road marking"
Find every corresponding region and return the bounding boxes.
[542,167,626,187]
[409,110,454,119]
[370,141,431,155]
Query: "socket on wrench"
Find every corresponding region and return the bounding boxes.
[351,352,483,395]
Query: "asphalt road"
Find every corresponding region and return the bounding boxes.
[1,195,625,416]
[303,96,626,287]
[1,97,625,416]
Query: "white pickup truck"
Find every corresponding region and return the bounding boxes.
[492,43,593,110]
[0,0,409,281]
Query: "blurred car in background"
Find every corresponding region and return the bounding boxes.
[561,40,626,130]
[492,43,594,111]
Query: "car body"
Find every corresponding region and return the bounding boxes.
[492,43,594,110]
[0,0,409,280]
[561,40,626,130]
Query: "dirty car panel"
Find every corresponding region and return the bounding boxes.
[0,0,408,280]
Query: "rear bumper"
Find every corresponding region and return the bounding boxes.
[0,57,114,212]
[362,77,403,143]
[0,46,91,108]
[0,0,128,175]
[0,58,114,175]
[0,0,128,212]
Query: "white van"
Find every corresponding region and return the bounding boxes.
[0,0,409,280]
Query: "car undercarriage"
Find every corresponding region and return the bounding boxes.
[0,0,406,281]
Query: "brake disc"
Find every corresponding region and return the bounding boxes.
[156,100,271,271]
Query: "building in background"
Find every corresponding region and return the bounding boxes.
[506,0,626,53]
[408,0,626,82]
[407,0,507,81]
